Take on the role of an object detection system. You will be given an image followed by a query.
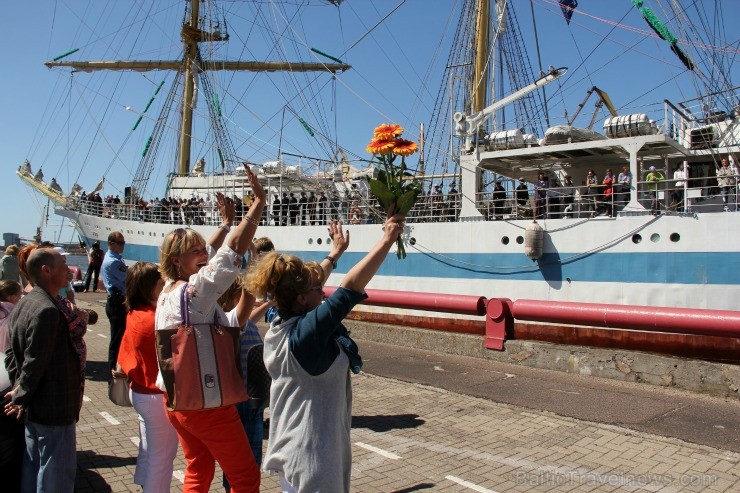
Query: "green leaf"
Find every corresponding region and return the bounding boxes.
[368,178,395,209]
[396,189,419,215]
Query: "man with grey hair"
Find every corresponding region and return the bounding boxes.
[4,248,87,493]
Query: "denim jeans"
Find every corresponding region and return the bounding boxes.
[223,403,264,491]
[22,421,76,493]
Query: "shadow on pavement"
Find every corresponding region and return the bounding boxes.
[352,414,425,432]
[76,450,137,492]
[391,483,435,492]
[85,360,111,382]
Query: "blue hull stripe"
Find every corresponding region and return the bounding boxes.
[94,240,739,285]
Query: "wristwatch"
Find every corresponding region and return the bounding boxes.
[325,255,337,269]
[220,223,231,232]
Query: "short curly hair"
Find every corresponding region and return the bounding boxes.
[245,252,324,311]
[159,228,206,281]
[4,245,19,256]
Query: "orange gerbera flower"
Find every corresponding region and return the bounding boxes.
[366,138,395,155]
[391,139,418,157]
[373,123,404,140]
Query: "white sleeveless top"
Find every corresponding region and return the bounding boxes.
[263,316,352,492]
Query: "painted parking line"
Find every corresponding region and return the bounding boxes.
[173,470,185,483]
[445,475,499,493]
[549,388,580,395]
[355,442,401,460]
[99,411,120,425]
[97,333,108,338]
[130,436,140,447]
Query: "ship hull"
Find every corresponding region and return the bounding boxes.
[58,208,740,312]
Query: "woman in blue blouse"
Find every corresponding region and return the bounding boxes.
[245,212,405,492]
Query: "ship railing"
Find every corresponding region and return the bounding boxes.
[635,174,739,214]
[473,184,630,220]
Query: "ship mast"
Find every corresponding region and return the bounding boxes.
[179,0,200,176]
[45,1,351,177]
[473,0,490,114]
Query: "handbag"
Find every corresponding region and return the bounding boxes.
[155,283,248,411]
[245,344,271,409]
[108,364,132,407]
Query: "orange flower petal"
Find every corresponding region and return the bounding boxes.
[373,123,404,140]
[366,138,395,155]
[392,139,418,157]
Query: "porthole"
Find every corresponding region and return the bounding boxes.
[326,238,332,245]
[670,233,680,242]
[308,238,313,245]
[650,233,660,243]
[632,234,642,244]
[409,237,416,246]
[501,236,510,245]
[516,236,524,245]
[317,238,323,245]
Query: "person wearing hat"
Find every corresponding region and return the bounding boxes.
[515,178,529,217]
[83,241,104,293]
[646,165,664,214]
[493,180,507,220]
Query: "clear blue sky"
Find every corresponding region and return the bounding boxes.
[2,0,737,244]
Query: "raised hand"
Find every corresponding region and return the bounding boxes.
[328,220,350,256]
[216,192,235,226]
[245,167,266,203]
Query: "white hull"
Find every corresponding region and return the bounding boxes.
[59,207,740,312]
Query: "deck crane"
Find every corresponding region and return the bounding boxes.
[453,66,567,151]
[567,86,618,129]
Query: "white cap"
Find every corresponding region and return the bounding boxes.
[53,246,69,256]
[648,166,656,172]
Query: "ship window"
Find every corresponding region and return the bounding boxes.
[650,233,660,243]
[632,234,642,244]
[501,236,509,245]
[326,238,331,245]
[317,238,323,245]
[516,236,524,244]
[409,237,416,245]
[308,238,313,245]
[670,233,680,242]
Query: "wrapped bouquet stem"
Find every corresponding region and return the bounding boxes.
[366,124,420,259]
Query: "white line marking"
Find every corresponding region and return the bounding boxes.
[445,475,499,493]
[97,333,108,338]
[82,395,91,402]
[173,470,185,483]
[87,328,94,332]
[549,388,580,395]
[99,411,120,425]
[355,442,401,460]
[130,436,140,447]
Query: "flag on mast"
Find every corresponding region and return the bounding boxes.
[559,0,578,25]
[91,178,105,194]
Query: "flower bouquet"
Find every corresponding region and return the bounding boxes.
[366,124,421,259]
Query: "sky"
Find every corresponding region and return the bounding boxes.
[1,0,737,244]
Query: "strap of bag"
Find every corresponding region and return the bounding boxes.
[180,282,190,326]
[179,281,220,328]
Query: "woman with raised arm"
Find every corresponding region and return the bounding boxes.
[155,169,264,493]
[245,211,405,493]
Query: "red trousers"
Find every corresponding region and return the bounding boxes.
[166,405,260,493]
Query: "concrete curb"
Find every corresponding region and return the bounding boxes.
[345,320,740,400]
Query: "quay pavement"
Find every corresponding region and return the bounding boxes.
[70,292,739,492]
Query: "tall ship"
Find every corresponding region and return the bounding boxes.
[18,0,739,326]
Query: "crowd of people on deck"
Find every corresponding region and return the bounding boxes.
[1,167,406,492]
